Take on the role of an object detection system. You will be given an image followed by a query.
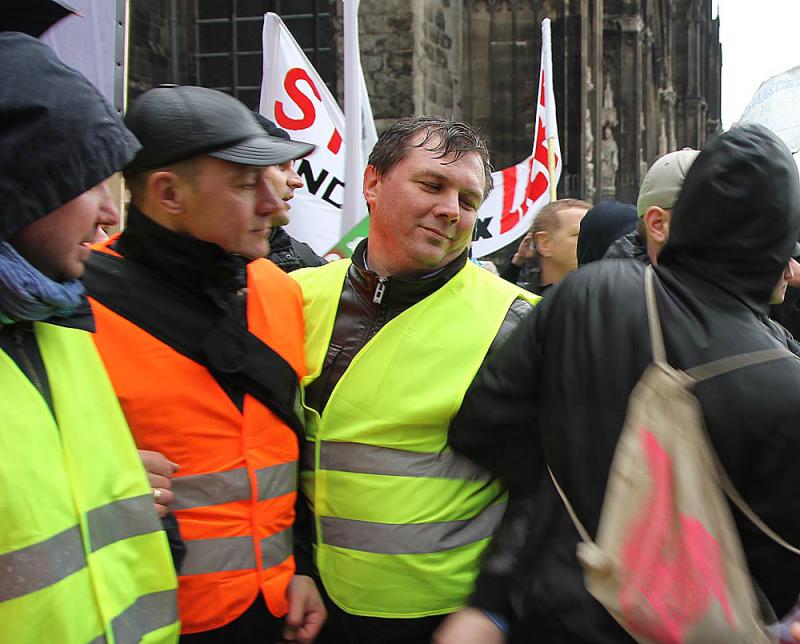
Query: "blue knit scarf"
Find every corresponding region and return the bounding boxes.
[0,241,84,324]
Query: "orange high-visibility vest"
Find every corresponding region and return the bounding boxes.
[89,242,306,634]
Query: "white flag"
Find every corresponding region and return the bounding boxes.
[738,65,800,155]
[40,0,119,105]
[472,18,562,259]
[260,12,377,256]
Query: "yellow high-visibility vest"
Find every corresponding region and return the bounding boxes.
[0,322,179,643]
[293,259,538,618]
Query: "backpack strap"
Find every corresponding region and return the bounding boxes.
[686,348,794,381]
[715,456,800,556]
[644,265,668,364]
[547,465,595,545]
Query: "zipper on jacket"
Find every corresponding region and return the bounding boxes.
[373,277,387,304]
[13,327,46,399]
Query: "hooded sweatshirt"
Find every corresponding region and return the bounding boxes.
[450,124,800,642]
[576,201,638,266]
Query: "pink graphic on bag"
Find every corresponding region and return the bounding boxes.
[618,429,736,643]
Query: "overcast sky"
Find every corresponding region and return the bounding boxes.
[716,0,800,128]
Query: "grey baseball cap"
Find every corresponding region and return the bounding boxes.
[637,149,700,218]
[124,85,314,172]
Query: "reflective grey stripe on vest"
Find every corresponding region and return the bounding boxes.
[1,495,162,603]
[171,462,297,511]
[111,589,178,644]
[90,590,178,644]
[319,501,506,555]
[261,526,294,568]
[87,494,161,552]
[88,589,178,644]
[180,527,293,576]
[304,440,492,482]
[256,462,297,500]
[0,525,85,602]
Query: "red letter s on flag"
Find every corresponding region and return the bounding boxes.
[275,68,320,130]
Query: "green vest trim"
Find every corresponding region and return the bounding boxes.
[0,322,179,644]
[293,259,537,618]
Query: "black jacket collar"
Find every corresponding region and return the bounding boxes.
[348,238,468,309]
[116,205,250,309]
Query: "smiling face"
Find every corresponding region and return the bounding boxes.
[9,180,119,281]
[363,132,485,278]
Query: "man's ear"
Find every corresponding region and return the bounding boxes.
[533,230,551,257]
[643,206,670,245]
[661,209,672,241]
[147,171,188,216]
[363,165,380,213]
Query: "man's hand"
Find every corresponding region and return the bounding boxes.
[792,621,800,642]
[282,575,326,643]
[432,607,507,644]
[510,232,535,267]
[138,449,178,517]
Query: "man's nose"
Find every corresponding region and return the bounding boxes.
[787,259,798,280]
[96,180,120,227]
[288,167,304,190]
[257,175,283,214]
[436,190,460,225]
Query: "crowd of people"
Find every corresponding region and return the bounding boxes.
[3,11,800,644]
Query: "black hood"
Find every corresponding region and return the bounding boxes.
[659,124,800,313]
[577,200,637,266]
[0,0,77,37]
[0,33,140,240]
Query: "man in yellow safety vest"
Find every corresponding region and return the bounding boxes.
[291,115,538,644]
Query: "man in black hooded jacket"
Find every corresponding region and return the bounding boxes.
[436,124,800,643]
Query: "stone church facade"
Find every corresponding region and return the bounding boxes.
[128,0,721,204]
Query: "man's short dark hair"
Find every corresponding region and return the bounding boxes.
[367,115,494,200]
[124,157,201,204]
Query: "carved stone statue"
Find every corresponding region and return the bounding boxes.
[602,77,618,127]
[584,108,595,200]
[603,77,614,108]
[600,124,618,198]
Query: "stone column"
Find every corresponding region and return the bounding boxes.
[618,14,643,203]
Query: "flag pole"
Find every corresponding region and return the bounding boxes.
[342,0,363,236]
[547,139,557,200]
[542,19,558,201]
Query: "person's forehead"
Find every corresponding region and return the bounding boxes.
[559,206,589,223]
[199,156,262,177]
[400,134,484,186]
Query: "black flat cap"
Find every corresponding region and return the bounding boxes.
[125,85,315,172]
[0,33,140,240]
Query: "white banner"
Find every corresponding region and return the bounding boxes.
[472,18,562,259]
[260,12,377,256]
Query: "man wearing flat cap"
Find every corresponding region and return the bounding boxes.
[0,33,179,644]
[82,85,325,644]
